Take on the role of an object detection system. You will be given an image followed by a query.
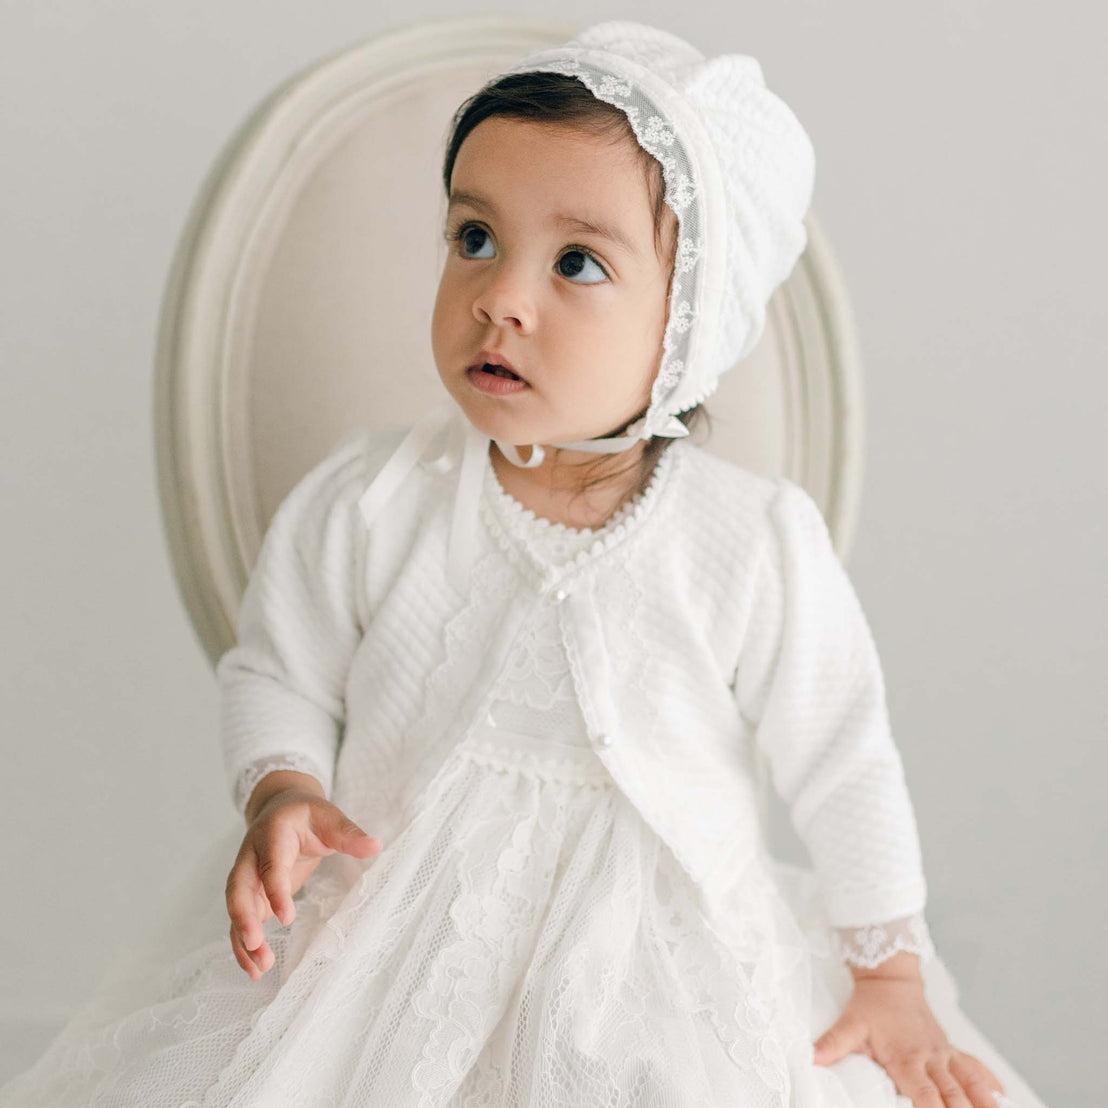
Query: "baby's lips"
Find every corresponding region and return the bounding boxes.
[469,349,528,381]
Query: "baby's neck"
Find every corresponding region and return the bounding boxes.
[489,443,652,531]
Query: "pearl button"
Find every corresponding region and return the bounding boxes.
[554,588,568,602]
[596,732,613,747]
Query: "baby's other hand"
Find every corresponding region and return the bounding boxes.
[225,788,383,980]
[812,976,1008,1108]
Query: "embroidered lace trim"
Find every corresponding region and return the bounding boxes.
[832,910,937,970]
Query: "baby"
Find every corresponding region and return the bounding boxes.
[218,25,1018,1108]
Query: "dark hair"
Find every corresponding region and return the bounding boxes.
[441,70,711,506]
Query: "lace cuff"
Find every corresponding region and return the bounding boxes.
[832,910,936,970]
[234,753,328,817]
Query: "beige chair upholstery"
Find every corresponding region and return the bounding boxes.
[153,15,867,843]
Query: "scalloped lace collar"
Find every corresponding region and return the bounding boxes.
[480,440,684,571]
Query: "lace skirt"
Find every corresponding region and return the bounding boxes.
[0,725,1044,1108]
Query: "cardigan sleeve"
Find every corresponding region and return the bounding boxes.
[214,429,371,817]
[735,477,934,965]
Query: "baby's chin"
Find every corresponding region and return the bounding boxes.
[450,383,541,431]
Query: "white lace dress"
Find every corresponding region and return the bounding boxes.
[0,467,1043,1108]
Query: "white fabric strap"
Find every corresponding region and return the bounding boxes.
[356,398,456,530]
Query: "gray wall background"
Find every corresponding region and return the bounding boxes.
[1,2,1102,1103]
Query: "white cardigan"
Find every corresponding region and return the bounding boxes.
[216,427,932,964]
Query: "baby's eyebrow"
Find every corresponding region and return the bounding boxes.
[447,189,637,257]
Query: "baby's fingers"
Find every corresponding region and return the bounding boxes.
[254,823,300,927]
[948,1052,1007,1108]
[229,920,273,980]
[311,805,382,860]
[226,842,274,957]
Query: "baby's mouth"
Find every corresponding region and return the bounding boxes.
[472,363,526,382]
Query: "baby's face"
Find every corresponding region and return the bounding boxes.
[431,116,672,455]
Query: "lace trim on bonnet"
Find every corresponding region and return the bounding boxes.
[501,56,708,431]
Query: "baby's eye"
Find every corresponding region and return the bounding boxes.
[556,249,608,285]
[444,222,609,285]
[450,223,495,260]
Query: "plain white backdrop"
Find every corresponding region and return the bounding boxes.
[1,2,1102,1103]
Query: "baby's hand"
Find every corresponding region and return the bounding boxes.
[813,976,1008,1107]
[225,787,382,980]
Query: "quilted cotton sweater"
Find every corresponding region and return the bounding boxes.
[215,426,932,962]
